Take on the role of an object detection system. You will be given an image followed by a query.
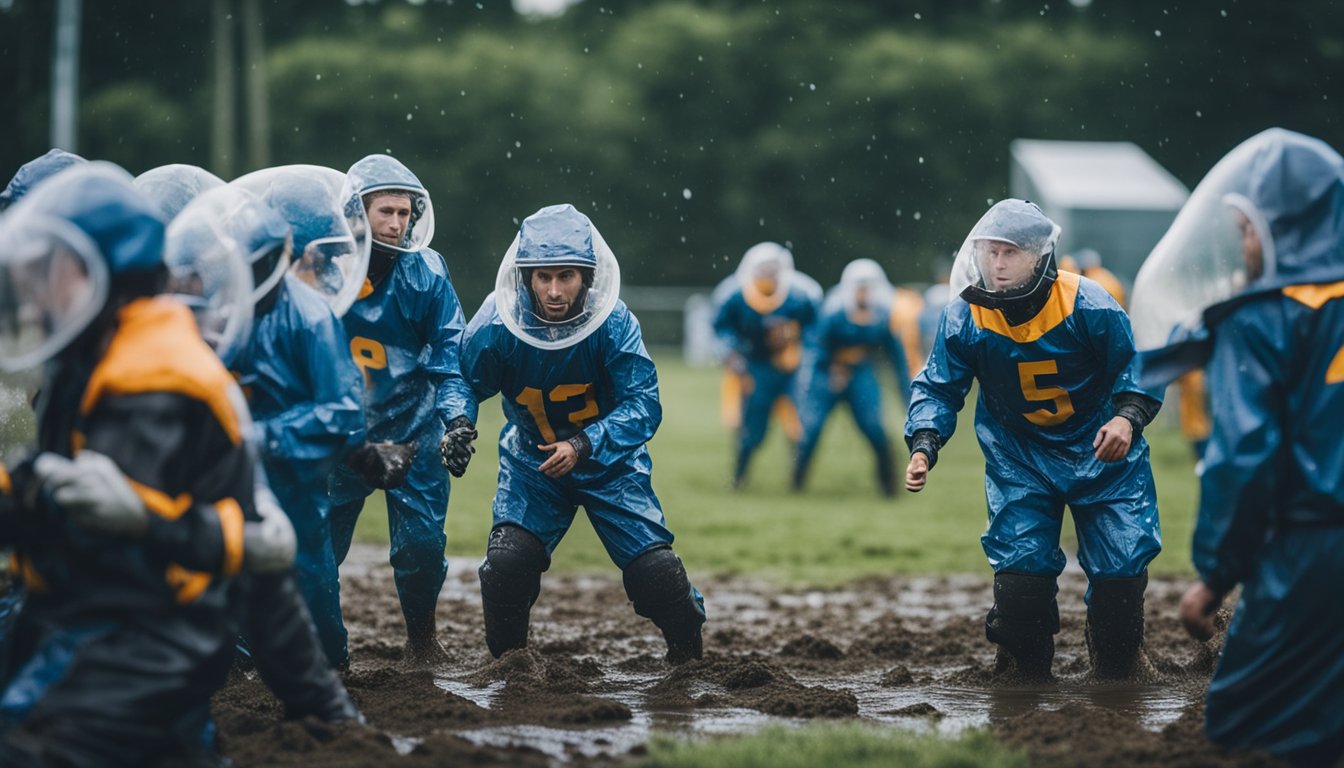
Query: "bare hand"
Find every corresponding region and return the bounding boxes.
[905,452,930,493]
[1179,581,1224,641]
[538,440,579,478]
[1093,416,1133,462]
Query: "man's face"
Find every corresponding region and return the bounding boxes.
[977,240,1038,292]
[365,192,413,247]
[530,266,585,321]
[1236,211,1264,281]
[751,262,782,296]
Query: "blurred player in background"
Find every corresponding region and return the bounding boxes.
[712,242,821,489]
[792,259,911,496]
[452,204,705,664]
[905,199,1162,682]
[1134,128,1344,767]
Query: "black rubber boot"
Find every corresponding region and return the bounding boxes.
[985,572,1059,682]
[624,548,706,665]
[403,611,450,667]
[1086,571,1149,680]
[244,573,362,723]
[875,444,898,498]
[478,526,548,659]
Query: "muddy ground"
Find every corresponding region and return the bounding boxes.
[213,544,1283,767]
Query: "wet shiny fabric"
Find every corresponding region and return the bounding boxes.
[331,248,471,634]
[463,299,674,566]
[233,275,365,665]
[906,274,1162,581]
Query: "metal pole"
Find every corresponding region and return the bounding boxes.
[50,0,82,151]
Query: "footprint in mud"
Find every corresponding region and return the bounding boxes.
[646,654,859,719]
[779,634,844,660]
[464,648,632,726]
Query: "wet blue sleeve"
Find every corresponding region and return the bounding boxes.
[904,305,974,445]
[418,265,474,427]
[883,323,913,407]
[1193,308,1286,594]
[256,310,365,461]
[584,312,662,465]
[711,295,745,357]
[459,307,500,425]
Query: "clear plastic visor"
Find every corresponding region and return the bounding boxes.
[1130,139,1268,351]
[494,228,621,350]
[360,185,434,254]
[164,205,255,366]
[0,217,109,374]
[232,165,370,317]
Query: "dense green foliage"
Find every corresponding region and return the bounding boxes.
[353,356,1200,584]
[639,724,1031,768]
[3,1,1341,304]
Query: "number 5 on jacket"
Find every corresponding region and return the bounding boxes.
[1018,360,1074,427]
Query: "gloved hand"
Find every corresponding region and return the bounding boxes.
[439,416,478,478]
[244,485,297,573]
[34,451,148,537]
[345,442,415,489]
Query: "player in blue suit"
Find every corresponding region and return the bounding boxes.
[181,183,368,668]
[447,204,705,664]
[1134,129,1344,767]
[329,154,473,664]
[904,199,1162,681]
[792,259,912,496]
[712,242,821,488]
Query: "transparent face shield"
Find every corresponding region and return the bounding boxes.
[1129,138,1272,352]
[163,199,255,366]
[133,164,226,221]
[949,210,1059,298]
[835,259,894,318]
[0,216,109,375]
[348,185,434,255]
[735,242,795,307]
[232,165,370,317]
[494,226,621,350]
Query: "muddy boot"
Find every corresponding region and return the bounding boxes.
[1086,572,1149,681]
[624,547,707,665]
[244,573,363,723]
[402,615,450,667]
[790,458,807,493]
[985,572,1059,682]
[876,448,898,498]
[478,525,548,658]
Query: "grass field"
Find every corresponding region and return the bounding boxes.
[635,725,1031,768]
[352,351,1201,584]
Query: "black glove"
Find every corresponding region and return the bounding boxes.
[345,442,415,489]
[439,416,478,478]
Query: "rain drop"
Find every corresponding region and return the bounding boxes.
[682,188,692,200]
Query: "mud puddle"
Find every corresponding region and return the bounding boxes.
[212,544,1277,767]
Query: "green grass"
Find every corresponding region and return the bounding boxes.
[352,351,1201,584]
[636,724,1032,768]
